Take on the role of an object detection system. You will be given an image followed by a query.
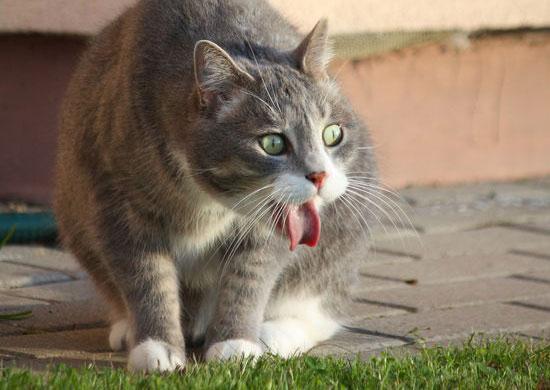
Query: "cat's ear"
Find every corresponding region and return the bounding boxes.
[194,40,255,107]
[293,19,333,80]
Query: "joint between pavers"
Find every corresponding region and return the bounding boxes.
[369,247,422,260]
[342,325,416,344]
[421,322,550,345]
[1,259,80,278]
[0,291,59,305]
[497,222,550,236]
[508,249,550,261]
[0,322,108,338]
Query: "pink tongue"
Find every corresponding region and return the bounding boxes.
[284,200,321,251]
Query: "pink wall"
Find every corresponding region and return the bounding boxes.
[0,35,85,204]
[335,32,550,187]
[1,32,550,205]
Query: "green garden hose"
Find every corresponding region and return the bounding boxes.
[0,212,57,244]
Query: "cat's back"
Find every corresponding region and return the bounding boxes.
[59,0,298,143]
[139,0,299,51]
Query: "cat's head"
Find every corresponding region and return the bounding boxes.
[186,20,367,250]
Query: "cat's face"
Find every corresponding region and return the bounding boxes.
[187,23,365,249]
[190,69,356,205]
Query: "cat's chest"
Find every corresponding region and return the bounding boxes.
[170,208,235,265]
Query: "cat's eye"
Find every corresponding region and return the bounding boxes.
[322,124,343,147]
[260,134,286,155]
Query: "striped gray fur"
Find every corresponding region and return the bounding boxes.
[55,0,381,372]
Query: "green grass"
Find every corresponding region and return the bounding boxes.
[1,337,548,389]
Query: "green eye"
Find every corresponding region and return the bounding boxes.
[260,134,285,155]
[323,124,343,147]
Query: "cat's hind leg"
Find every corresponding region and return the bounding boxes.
[259,295,340,357]
[66,237,132,351]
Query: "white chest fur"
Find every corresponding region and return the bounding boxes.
[166,166,239,286]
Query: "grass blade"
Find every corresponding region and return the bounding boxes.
[0,310,33,321]
[0,225,16,248]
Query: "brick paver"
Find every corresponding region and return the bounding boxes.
[1,178,549,368]
[5,280,97,303]
[359,252,549,290]
[0,263,72,290]
[354,271,550,312]
[0,293,47,310]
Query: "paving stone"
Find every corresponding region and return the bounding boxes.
[3,179,550,368]
[0,298,108,337]
[0,245,85,279]
[346,300,409,320]
[381,182,550,235]
[512,323,550,341]
[342,322,550,360]
[0,327,110,353]
[371,226,550,261]
[311,325,414,357]
[526,177,550,191]
[503,219,550,234]
[503,295,550,316]
[0,292,49,310]
[354,270,550,312]
[369,226,418,242]
[402,206,550,234]
[400,182,550,209]
[0,323,19,336]
[349,295,550,348]
[354,246,417,265]
[508,237,550,255]
[0,263,72,290]
[0,355,124,371]
[0,328,125,370]
[5,280,97,303]
[358,252,550,291]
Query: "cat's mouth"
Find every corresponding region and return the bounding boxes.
[276,200,321,251]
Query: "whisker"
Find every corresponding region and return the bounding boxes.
[205,189,278,273]
[347,180,419,236]
[346,186,403,236]
[338,194,374,242]
[243,37,281,114]
[218,190,281,277]
[347,177,401,198]
[344,190,390,237]
[264,191,290,251]
[231,184,275,211]
[239,89,279,117]
[346,184,422,248]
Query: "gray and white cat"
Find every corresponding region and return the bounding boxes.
[54,0,377,372]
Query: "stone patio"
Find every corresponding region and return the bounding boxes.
[1,178,549,369]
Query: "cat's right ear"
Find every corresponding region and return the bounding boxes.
[194,40,255,107]
[293,19,332,81]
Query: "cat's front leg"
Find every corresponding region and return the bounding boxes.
[204,247,280,361]
[109,251,186,372]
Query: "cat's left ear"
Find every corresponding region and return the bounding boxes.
[194,40,255,107]
[293,19,333,80]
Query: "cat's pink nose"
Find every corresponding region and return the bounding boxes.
[306,171,327,190]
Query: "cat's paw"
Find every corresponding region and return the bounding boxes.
[259,319,312,357]
[127,339,185,372]
[109,319,133,351]
[205,339,263,361]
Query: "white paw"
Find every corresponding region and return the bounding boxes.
[127,339,185,372]
[205,339,263,361]
[109,319,132,351]
[259,319,313,357]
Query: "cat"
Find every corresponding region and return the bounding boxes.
[54,0,377,372]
